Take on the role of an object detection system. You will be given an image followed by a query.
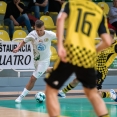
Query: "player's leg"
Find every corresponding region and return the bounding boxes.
[97,73,111,98]
[99,89,117,101]
[45,85,60,117]
[25,75,37,90]
[75,67,109,117]
[15,75,37,103]
[15,60,50,103]
[96,71,117,101]
[96,71,110,98]
[44,61,74,117]
[84,87,109,117]
[58,78,79,98]
[47,66,80,98]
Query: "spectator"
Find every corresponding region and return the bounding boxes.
[49,0,65,13]
[108,0,117,34]
[4,0,32,40]
[28,0,49,19]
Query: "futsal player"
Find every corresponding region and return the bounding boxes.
[13,20,57,103]
[44,0,111,117]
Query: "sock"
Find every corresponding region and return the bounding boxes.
[62,84,74,93]
[99,114,110,117]
[102,92,110,98]
[20,88,30,97]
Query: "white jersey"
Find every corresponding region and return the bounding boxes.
[24,30,56,61]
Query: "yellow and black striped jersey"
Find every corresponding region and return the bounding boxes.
[95,40,117,73]
[61,0,109,68]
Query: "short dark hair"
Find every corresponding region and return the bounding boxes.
[35,20,44,28]
[109,29,115,36]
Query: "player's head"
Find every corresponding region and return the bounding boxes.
[35,20,45,36]
[113,0,117,7]
[109,29,115,39]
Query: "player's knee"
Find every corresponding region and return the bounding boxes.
[73,78,79,85]
[98,91,103,97]
[45,85,52,97]
[84,88,98,100]
[87,92,98,101]
[45,85,58,97]
[70,78,79,87]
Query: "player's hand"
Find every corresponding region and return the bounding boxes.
[58,44,67,62]
[13,48,19,53]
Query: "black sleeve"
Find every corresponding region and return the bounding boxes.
[98,15,109,36]
[61,2,69,16]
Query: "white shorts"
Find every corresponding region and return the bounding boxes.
[33,60,50,79]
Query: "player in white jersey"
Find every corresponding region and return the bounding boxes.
[13,20,57,103]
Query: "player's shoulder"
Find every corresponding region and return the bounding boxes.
[45,30,56,36]
[85,1,103,13]
[28,30,37,37]
[70,0,103,13]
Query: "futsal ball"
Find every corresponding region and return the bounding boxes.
[35,92,46,103]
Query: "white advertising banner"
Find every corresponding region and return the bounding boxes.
[0,41,35,69]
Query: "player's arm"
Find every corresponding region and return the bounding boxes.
[96,34,112,52]
[13,40,26,53]
[57,14,67,45]
[96,15,112,52]
[56,2,69,62]
[56,2,69,45]
[13,34,33,53]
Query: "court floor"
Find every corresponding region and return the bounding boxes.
[0,96,117,117]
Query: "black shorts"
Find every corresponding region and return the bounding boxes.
[44,61,97,89]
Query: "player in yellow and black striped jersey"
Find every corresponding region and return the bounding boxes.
[58,29,117,102]
[44,0,111,117]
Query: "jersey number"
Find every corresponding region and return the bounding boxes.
[75,8,95,36]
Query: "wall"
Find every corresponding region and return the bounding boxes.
[0,70,117,92]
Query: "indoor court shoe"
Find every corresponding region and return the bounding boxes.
[110,89,117,102]
[58,90,66,98]
[15,95,24,103]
